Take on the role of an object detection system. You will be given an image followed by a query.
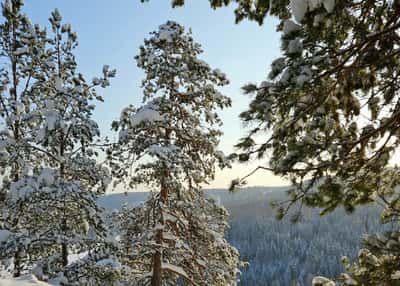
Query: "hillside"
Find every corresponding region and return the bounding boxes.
[98,187,386,286]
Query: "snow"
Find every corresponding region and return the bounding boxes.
[283,20,301,35]
[340,273,357,285]
[308,0,322,11]
[157,22,181,42]
[323,0,335,13]
[0,139,8,151]
[0,275,53,286]
[16,102,25,114]
[54,77,63,92]
[259,81,273,88]
[130,101,165,127]
[290,0,308,22]
[195,59,209,68]
[280,68,291,83]
[67,251,88,265]
[38,168,55,186]
[288,38,303,54]
[296,65,313,86]
[392,271,400,279]
[0,229,11,243]
[269,57,286,78]
[290,0,335,23]
[296,74,310,86]
[147,144,179,157]
[313,13,325,26]
[14,47,29,56]
[312,276,335,286]
[10,179,36,200]
[162,263,189,279]
[3,0,12,14]
[43,100,59,131]
[95,258,121,269]
[118,129,129,141]
[159,29,175,42]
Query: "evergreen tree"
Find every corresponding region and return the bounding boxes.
[234,1,400,285]
[110,21,241,286]
[0,2,118,283]
[25,8,117,283]
[0,0,49,276]
[154,0,400,284]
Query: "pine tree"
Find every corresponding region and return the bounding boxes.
[33,6,114,270]
[26,8,117,283]
[0,2,118,283]
[110,21,241,286]
[151,1,400,284]
[0,0,49,276]
[233,1,400,285]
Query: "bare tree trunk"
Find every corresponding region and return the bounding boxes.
[61,240,68,267]
[60,159,68,267]
[13,251,22,277]
[151,231,163,286]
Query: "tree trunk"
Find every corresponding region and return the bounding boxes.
[56,28,68,270]
[13,250,21,277]
[151,231,163,286]
[151,169,169,286]
[62,241,68,267]
[11,18,22,276]
[60,144,68,267]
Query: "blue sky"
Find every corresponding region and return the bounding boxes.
[23,0,288,188]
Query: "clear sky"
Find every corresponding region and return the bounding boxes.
[23,0,289,188]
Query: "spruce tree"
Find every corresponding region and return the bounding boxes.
[110,21,241,286]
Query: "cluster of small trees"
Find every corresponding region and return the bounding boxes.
[0,1,240,285]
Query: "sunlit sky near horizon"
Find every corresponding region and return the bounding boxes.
[24,0,290,189]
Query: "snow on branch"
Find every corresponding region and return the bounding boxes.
[162,263,198,286]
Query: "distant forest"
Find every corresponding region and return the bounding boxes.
[209,187,388,286]
[99,187,388,286]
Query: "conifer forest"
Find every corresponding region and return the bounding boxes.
[0,1,399,285]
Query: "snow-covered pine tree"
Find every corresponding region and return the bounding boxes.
[223,1,399,285]
[21,8,118,283]
[0,3,118,283]
[0,0,49,276]
[154,0,400,284]
[110,21,241,286]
